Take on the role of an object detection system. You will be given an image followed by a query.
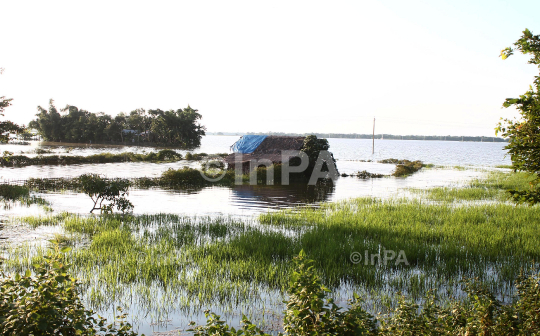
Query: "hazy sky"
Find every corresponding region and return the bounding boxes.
[1,0,539,136]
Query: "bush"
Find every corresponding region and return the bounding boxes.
[393,160,424,177]
[78,174,133,214]
[190,252,540,335]
[0,246,142,336]
[156,149,182,161]
[0,184,29,200]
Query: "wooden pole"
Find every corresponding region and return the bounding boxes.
[372,118,375,155]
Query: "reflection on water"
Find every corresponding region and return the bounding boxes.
[231,182,334,210]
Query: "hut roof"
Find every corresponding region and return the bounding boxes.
[252,136,305,154]
[224,136,306,168]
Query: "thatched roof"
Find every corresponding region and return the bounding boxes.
[252,136,305,154]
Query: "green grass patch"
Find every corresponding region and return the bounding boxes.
[4,195,540,317]
[414,171,536,202]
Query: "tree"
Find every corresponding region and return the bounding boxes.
[78,174,133,214]
[29,102,206,148]
[0,68,24,143]
[497,29,540,204]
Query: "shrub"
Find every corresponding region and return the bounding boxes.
[78,174,133,214]
[393,160,424,177]
[190,252,540,335]
[0,246,142,336]
[0,184,29,200]
[156,149,182,161]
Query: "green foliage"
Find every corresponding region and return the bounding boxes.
[0,150,182,167]
[0,184,50,209]
[191,252,540,335]
[414,171,536,202]
[282,251,377,336]
[184,152,209,161]
[497,29,540,204]
[29,101,205,148]
[0,246,142,336]
[188,311,269,336]
[154,167,237,188]
[392,160,423,177]
[0,184,29,200]
[78,174,133,214]
[300,135,338,175]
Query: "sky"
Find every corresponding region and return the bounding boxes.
[1,0,539,136]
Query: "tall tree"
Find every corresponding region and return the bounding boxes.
[497,29,540,204]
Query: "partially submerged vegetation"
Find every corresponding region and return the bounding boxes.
[2,171,539,328]
[0,149,183,167]
[4,247,539,335]
[191,252,540,335]
[412,170,536,202]
[0,184,49,209]
[23,164,334,193]
[392,160,424,177]
[341,170,385,178]
[0,150,230,167]
[0,170,538,332]
[339,159,426,178]
[0,246,141,336]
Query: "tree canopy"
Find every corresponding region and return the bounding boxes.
[497,29,540,204]
[0,68,24,143]
[29,100,206,148]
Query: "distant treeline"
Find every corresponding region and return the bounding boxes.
[28,100,206,148]
[210,132,506,142]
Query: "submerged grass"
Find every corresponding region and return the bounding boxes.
[2,170,539,325]
[412,170,536,202]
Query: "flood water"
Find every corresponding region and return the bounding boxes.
[0,136,509,217]
[0,136,512,335]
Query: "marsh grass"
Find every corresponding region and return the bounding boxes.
[24,166,317,192]
[3,170,539,327]
[1,150,185,167]
[4,198,540,320]
[0,184,51,209]
[413,170,536,202]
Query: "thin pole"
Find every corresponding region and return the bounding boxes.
[372,118,375,155]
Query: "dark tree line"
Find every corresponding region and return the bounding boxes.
[28,100,206,148]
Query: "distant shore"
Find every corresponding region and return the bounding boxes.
[207,132,507,142]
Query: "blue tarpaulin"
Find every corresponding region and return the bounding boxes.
[231,135,267,154]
